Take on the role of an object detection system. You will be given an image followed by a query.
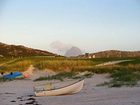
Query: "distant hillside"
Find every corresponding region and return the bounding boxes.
[80,50,140,58]
[0,42,56,57]
[65,46,82,57]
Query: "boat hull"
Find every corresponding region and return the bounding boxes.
[35,80,84,96]
[3,72,22,79]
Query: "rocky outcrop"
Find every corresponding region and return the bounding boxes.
[65,46,82,57]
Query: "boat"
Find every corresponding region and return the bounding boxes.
[34,79,84,96]
[3,71,23,79]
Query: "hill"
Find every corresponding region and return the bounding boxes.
[0,42,56,57]
[80,50,140,58]
[65,46,82,57]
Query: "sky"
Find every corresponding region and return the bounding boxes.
[0,0,140,54]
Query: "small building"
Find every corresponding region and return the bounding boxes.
[84,53,96,59]
[92,55,96,58]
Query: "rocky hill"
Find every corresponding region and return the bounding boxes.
[0,42,56,57]
[80,50,140,58]
[65,46,82,57]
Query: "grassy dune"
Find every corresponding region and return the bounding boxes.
[118,58,140,65]
[0,57,14,65]
[0,56,97,72]
[0,57,140,73]
[0,56,140,86]
[98,68,140,87]
[34,59,94,72]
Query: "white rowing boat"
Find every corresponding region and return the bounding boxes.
[34,79,84,96]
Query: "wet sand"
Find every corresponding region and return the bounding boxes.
[0,74,140,105]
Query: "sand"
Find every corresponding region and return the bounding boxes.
[0,74,140,105]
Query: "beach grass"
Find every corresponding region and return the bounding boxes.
[1,56,140,87]
[1,56,140,73]
[34,71,77,81]
[34,59,94,71]
[0,77,25,82]
[34,70,94,81]
[98,68,140,87]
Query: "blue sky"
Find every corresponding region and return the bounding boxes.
[0,0,140,54]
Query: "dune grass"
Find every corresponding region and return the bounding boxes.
[0,57,13,64]
[34,59,94,72]
[98,68,140,87]
[1,56,140,87]
[118,58,140,65]
[34,71,94,81]
[0,77,11,82]
[0,59,32,72]
[111,69,140,87]
[0,56,95,72]
[1,56,140,73]
[0,76,24,82]
[34,72,77,81]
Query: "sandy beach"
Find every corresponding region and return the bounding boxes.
[0,74,140,105]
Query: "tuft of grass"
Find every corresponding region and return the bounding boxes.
[0,77,15,82]
[0,77,25,82]
[73,72,94,79]
[34,72,77,81]
[99,68,140,87]
[34,71,94,81]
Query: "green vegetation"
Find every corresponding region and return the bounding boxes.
[0,76,24,82]
[34,59,94,71]
[34,72,76,81]
[1,56,140,87]
[98,68,140,87]
[0,77,11,82]
[34,71,94,81]
[90,57,130,64]
[0,56,97,72]
[0,57,15,65]
[118,58,140,65]
[0,57,140,73]
[0,59,32,72]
